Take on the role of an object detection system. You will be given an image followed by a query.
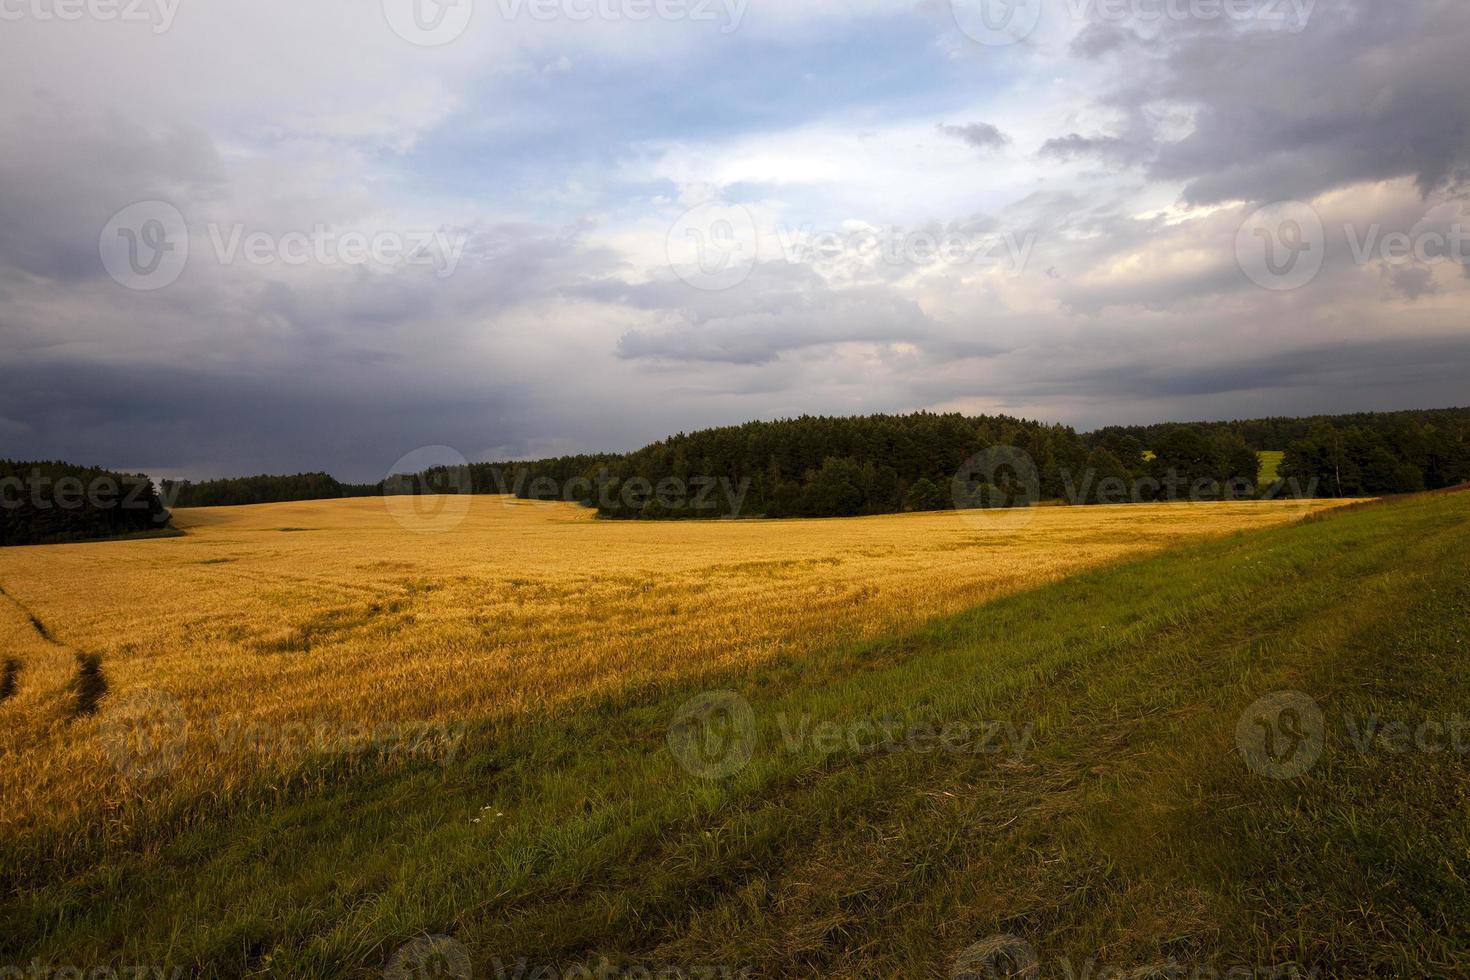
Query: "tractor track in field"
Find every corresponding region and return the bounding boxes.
[0,581,66,649]
[0,580,84,720]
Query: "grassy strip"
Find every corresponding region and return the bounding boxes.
[5,492,1469,976]
[0,526,184,549]
[1258,450,1284,485]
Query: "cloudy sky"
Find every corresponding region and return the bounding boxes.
[1,0,1466,482]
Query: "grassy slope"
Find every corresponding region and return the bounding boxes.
[6,492,1469,977]
[1260,450,1285,484]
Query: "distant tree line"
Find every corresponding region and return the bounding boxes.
[1276,421,1470,497]
[480,414,1268,519]
[161,460,623,508]
[1091,408,1470,499]
[149,406,1470,522]
[162,472,379,508]
[1090,406,1470,452]
[1,460,170,546]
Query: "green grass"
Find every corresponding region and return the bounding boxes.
[1259,450,1285,484]
[5,492,1470,977]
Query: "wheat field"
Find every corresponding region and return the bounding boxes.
[0,495,1337,866]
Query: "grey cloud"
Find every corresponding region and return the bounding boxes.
[1385,264,1438,301]
[1031,334,1470,402]
[1138,0,1470,204]
[1039,133,1150,168]
[906,329,1470,427]
[1070,21,1135,59]
[0,359,534,483]
[938,122,1010,152]
[0,107,221,284]
[615,277,937,364]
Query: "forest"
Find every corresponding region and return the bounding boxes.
[11,407,1468,537]
[441,410,1470,518]
[0,460,171,546]
[1091,405,1470,452]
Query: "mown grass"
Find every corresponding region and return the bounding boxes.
[5,490,1469,977]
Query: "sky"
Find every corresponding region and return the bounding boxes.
[0,0,1466,482]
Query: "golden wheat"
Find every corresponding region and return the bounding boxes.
[0,495,1338,860]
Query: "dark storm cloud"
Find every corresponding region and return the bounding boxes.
[1016,334,1470,402]
[0,359,535,483]
[0,107,221,284]
[1071,0,1470,205]
[903,333,1470,425]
